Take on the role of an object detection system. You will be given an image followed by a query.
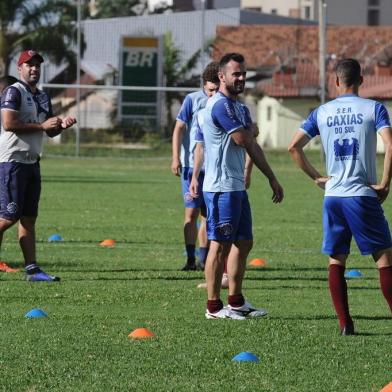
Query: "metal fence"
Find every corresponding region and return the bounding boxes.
[40,83,199,157]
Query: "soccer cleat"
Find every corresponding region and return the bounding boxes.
[181,262,197,271]
[229,300,268,318]
[205,307,246,320]
[340,324,355,336]
[26,271,60,282]
[0,262,20,273]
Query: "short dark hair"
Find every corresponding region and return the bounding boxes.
[334,58,361,87]
[202,61,220,85]
[219,53,245,70]
[0,75,17,87]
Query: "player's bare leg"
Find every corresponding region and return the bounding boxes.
[18,216,37,265]
[205,240,231,300]
[227,240,252,296]
[182,207,199,270]
[328,254,353,335]
[374,247,392,313]
[0,218,19,272]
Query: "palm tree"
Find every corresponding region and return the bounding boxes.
[0,0,80,76]
[163,31,200,136]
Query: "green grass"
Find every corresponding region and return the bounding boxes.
[0,150,391,391]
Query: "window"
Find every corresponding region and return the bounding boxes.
[304,6,311,19]
[368,9,380,25]
[267,106,272,121]
[368,0,380,6]
[271,8,277,14]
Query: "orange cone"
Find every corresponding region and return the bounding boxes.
[100,239,115,247]
[380,382,392,392]
[249,258,267,267]
[128,328,155,339]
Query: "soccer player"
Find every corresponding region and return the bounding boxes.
[0,50,77,281]
[190,108,256,290]
[288,58,392,335]
[171,62,219,271]
[0,75,19,273]
[199,53,284,319]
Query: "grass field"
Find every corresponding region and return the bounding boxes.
[0,150,391,392]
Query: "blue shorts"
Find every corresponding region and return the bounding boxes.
[0,162,41,220]
[181,167,205,210]
[322,196,392,256]
[203,191,253,242]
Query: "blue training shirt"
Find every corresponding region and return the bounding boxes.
[176,90,209,168]
[200,92,253,192]
[300,94,391,197]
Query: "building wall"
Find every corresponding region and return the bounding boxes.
[241,0,314,19]
[257,96,321,149]
[313,0,392,26]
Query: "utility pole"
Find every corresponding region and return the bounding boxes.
[200,0,206,74]
[76,0,82,157]
[319,0,327,105]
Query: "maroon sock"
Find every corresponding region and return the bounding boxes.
[228,294,245,308]
[379,266,392,313]
[328,264,352,330]
[207,299,223,313]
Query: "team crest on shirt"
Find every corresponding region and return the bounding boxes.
[6,202,18,214]
[217,222,233,237]
[334,138,359,161]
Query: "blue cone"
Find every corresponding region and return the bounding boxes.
[345,269,363,279]
[25,308,48,318]
[232,352,260,363]
[48,234,63,242]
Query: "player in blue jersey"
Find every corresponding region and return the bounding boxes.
[190,107,257,290]
[198,53,284,319]
[0,50,77,282]
[171,62,220,271]
[288,58,392,335]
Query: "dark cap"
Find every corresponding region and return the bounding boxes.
[17,50,44,66]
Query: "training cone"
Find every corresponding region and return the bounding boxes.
[100,239,115,247]
[232,352,260,363]
[345,269,363,279]
[25,308,48,318]
[380,382,392,392]
[128,328,155,339]
[249,258,267,267]
[48,234,63,242]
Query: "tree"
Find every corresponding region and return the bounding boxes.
[0,0,82,77]
[163,31,200,136]
[88,0,147,18]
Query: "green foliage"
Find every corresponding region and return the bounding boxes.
[163,31,200,135]
[0,152,391,391]
[0,0,82,76]
[88,0,147,19]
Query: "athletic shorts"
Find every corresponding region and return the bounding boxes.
[203,190,253,242]
[181,167,205,210]
[322,196,392,256]
[0,162,41,220]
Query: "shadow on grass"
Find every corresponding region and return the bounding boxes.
[42,175,172,185]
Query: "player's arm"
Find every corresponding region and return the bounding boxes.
[190,142,204,198]
[171,120,186,176]
[370,127,392,203]
[288,131,329,189]
[231,129,283,203]
[2,109,61,134]
[244,153,253,189]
